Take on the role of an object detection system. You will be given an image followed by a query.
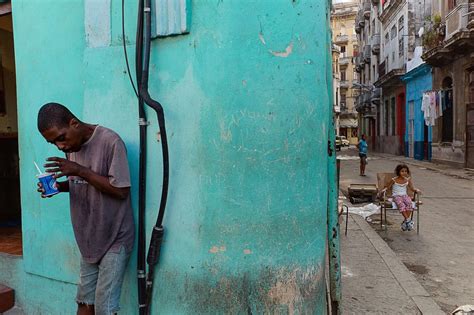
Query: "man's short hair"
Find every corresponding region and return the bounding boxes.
[37,103,78,132]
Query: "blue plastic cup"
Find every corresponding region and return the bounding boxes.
[37,173,59,197]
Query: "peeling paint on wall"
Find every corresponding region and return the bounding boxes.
[270,42,294,58]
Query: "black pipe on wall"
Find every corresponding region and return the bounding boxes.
[135,0,170,314]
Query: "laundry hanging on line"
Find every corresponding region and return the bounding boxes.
[421,90,452,126]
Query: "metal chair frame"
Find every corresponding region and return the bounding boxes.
[377,173,421,234]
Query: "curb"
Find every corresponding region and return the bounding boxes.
[351,214,445,315]
[373,154,474,181]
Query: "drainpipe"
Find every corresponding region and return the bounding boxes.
[136,0,170,314]
[135,0,147,313]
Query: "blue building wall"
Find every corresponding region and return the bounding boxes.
[402,63,432,161]
[1,1,336,314]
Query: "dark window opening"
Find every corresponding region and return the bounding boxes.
[448,0,457,11]
[390,97,396,136]
[0,59,5,114]
[442,77,453,142]
[0,13,21,256]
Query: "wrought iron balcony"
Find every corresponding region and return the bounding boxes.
[371,34,380,54]
[445,3,474,41]
[355,92,372,112]
[355,94,363,111]
[358,10,365,27]
[371,88,381,104]
[355,91,377,115]
[363,1,371,19]
[340,80,350,89]
[354,56,362,72]
[363,44,371,62]
[378,60,386,77]
[363,91,371,104]
[339,56,352,66]
[422,3,474,67]
[334,34,349,44]
[355,16,361,33]
[379,0,402,23]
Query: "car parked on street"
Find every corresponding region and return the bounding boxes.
[341,136,350,146]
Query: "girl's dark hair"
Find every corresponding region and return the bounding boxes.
[395,164,410,176]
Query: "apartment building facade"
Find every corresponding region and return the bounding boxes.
[355,0,381,150]
[355,0,429,155]
[332,43,341,133]
[422,0,474,168]
[331,1,359,145]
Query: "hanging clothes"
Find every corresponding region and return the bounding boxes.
[429,91,437,126]
[421,91,434,126]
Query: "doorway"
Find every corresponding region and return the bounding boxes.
[397,93,406,155]
[423,125,430,160]
[408,100,414,158]
[0,8,21,255]
[466,70,474,169]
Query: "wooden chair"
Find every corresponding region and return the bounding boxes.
[376,173,421,234]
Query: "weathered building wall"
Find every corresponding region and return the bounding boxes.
[431,57,471,167]
[1,0,334,314]
[402,63,433,160]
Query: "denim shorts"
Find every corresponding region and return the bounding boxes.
[76,245,130,315]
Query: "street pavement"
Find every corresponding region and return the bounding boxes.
[338,146,474,314]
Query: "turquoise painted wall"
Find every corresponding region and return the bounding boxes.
[402,63,432,160]
[1,0,334,313]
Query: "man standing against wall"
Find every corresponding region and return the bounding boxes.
[357,134,368,176]
[36,103,135,315]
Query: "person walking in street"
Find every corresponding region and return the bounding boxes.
[357,134,368,176]
[383,164,421,231]
[36,103,135,315]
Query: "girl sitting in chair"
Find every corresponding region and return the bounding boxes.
[384,164,421,231]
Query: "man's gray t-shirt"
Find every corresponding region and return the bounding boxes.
[67,126,135,263]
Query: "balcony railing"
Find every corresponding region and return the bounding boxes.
[358,10,365,27]
[379,0,403,23]
[422,3,474,66]
[355,92,372,112]
[340,80,350,88]
[354,56,362,72]
[371,88,381,104]
[363,1,371,19]
[339,56,351,66]
[445,3,474,41]
[355,14,361,33]
[361,52,367,65]
[371,34,380,54]
[355,94,363,111]
[363,44,371,62]
[335,34,349,44]
[378,60,386,77]
[363,92,371,104]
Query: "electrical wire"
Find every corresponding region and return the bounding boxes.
[122,0,139,98]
